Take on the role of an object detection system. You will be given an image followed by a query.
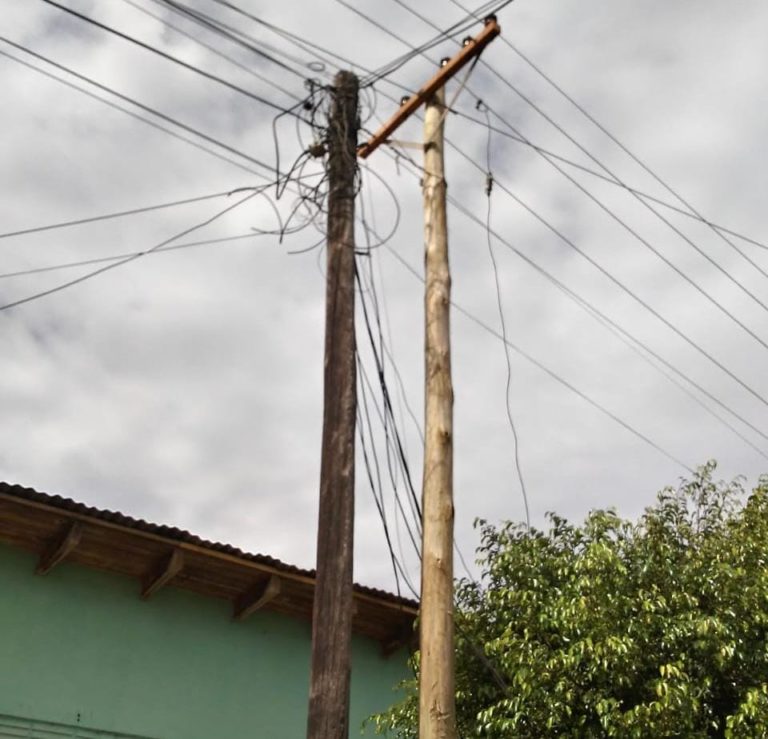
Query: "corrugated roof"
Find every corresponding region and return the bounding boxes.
[0,481,418,609]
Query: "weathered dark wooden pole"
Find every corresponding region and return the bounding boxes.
[420,85,457,739]
[307,69,359,739]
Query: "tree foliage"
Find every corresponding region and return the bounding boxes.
[370,463,768,737]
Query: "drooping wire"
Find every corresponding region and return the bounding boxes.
[480,104,531,529]
[356,187,479,583]
[355,262,423,526]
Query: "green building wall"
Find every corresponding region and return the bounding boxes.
[0,543,408,738]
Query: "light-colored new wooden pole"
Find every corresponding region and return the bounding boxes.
[419,84,456,739]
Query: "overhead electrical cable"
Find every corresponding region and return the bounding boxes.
[357,201,478,581]
[357,357,419,598]
[439,140,768,405]
[0,49,277,179]
[0,38,282,177]
[386,147,768,444]
[363,55,768,255]
[484,105,768,314]
[38,0,311,119]
[384,245,694,474]
[0,233,262,279]
[357,353,422,559]
[154,0,322,80]
[366,36,768,416]
[451,110,768,252]
[447,0,768,262]
[450,198,768,451]
[203,0,374,79]
[119,0,302,102]
[373,0,768,341]
[0,190,239,240]
[479,76,768,284]
[388,0,768,289]
[355,264,423,524]
[366,61,768,255]
[355,0,513,86]
[0,187,265,312]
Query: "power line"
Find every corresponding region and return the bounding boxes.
[366,55,768,258]
[332,0,510,87]
[450,197,768,451]
[0,189,238,241]
[0,187,267,312]
[355,263,423,525]
[38,0,310,119]
[366,57,768,256]
[357,353,419,599]
[483,104,768,319]
[0,233,262,280]
[479,74,768,287]
[1,40,329,217]
[119,0,303,102]
[0,48,273,180]
[373,0,768,348]
[439,140,768,409]
[203,0,366,76]
[384,244,694,474]
[357,25,768,258]
[389,138,768,414]
[357,199,479,582]
[386,147,768,448]
[451,110,768,253]
[154,0,322,80]
[0,38,280,176]
[446,0,768,261]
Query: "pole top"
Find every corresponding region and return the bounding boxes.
[357,18,501,159]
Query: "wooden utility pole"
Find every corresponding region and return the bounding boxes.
[356,17,501,738]
[307,69,359,739]
[419,85,456,739]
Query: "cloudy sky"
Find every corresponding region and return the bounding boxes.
[1,0,766,594]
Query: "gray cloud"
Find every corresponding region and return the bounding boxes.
[1,0,767,594]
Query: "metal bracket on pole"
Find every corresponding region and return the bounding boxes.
[356,16,501,160]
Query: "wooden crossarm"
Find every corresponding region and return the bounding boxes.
[357,17,501,159]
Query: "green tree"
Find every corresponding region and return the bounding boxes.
[370,463,768,737]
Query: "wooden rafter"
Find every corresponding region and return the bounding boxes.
[141,548,184,600]
[0,490,417,642]
[36,520,82,575]
[233,574,282,622]
[356,16,501,159]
